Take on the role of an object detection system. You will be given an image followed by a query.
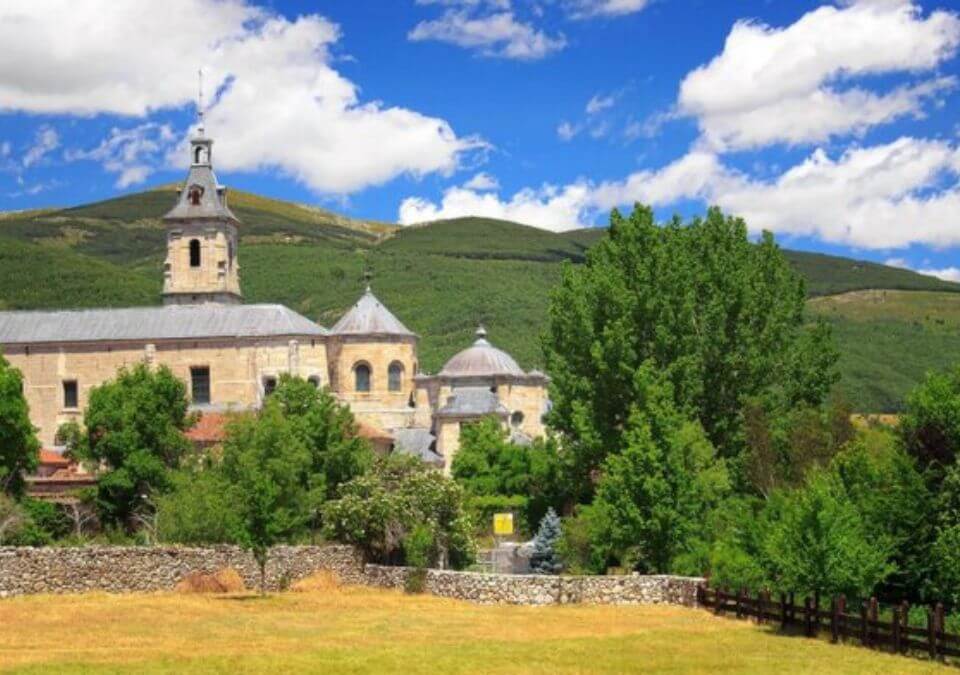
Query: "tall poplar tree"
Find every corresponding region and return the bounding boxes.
[543,205,837,499]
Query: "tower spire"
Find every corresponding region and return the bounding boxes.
[197,68,205,136]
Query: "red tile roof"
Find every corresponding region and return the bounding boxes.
[356,421,394,443]
[185,412,229,444]
[39,450,71,466]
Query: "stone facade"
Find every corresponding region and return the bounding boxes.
[0,125,550,475]
[0,545,703,608]
[5,337,329,448]
[163,221,241,305]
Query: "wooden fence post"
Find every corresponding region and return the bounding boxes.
[868,597,878,648]
[928,607,937,660]
[838,595,847,643]
[936,603,946,662]
[830,596,839,644]
[789,592,796,625]
[860,601,868,647]
[892,606,901,654]
[804,596,814,637]
[780,592,788,630]
[900,601,910,654]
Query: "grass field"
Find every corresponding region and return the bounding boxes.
[0,582,950,674]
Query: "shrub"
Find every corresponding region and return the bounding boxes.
[156,469,240,545]
[403,524,435,594]
[323,455,475,569]
[763,471,894,598]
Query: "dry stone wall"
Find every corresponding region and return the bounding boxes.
[364,565,704,606]
[0,545,703,607]
[0,545,364,597]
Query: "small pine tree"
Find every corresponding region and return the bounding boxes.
[530,508,563,575]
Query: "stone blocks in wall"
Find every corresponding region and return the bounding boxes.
[0,545,364,597]
[362,565,704,606]
[0,545,702,607]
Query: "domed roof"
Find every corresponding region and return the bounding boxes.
[439,326,525,378]
[331,287,415,337]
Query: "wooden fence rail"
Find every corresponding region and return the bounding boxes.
[697,585,959,663]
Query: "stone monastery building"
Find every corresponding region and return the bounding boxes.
[0,124,549,476]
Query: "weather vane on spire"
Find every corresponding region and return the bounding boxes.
[197,68,205,135]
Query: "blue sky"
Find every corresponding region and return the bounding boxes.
[1,0,959,277]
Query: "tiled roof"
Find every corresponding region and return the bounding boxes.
[0,304,327,345]
[331,288,415,337]
[356,420,394,442]
[185,412,229,444]
[39,450,71,466]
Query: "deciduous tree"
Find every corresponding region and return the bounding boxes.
[74,363,193,528]
[221,403,312,594]
[543,205,838,499]
[0,354,39,497]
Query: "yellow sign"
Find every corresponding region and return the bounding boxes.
[493,513,514,536]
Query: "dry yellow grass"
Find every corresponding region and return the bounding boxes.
[0,584,951,674]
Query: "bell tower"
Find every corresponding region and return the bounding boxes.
[161,73,242,306]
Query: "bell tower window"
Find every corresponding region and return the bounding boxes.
[188,185,203,206]
[194,145,206,164]
[189,239,202,267]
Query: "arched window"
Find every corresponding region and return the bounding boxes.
[354,363,371,392]
[188,186,203,205]
[189,239,201,267]
[308,375,321,388]
[194,146,205,164]
[388,361,404,392]
[511,411,525,427]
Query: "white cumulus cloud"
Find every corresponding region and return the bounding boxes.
[408,9,566,59]
[400,137,960,248]
[0,0,482,194]
[565,0,650,20]
[678,0,960,150]
[398,181,594,231]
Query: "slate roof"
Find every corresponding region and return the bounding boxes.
[391,427,444,466]
[331,287,415,337]
[0,304,328,345]
[436,386,509,417]
[163,149,238,222]
[439,327,525,378]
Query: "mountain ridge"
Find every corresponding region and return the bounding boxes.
[1,185,958,411]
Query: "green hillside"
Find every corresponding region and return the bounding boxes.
[2,187,958,412]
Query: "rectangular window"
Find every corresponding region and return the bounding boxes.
[263,376,277,397]
[62,380,78,409]
[190,367,211,405]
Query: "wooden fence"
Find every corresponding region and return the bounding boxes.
[697,586,960,663]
